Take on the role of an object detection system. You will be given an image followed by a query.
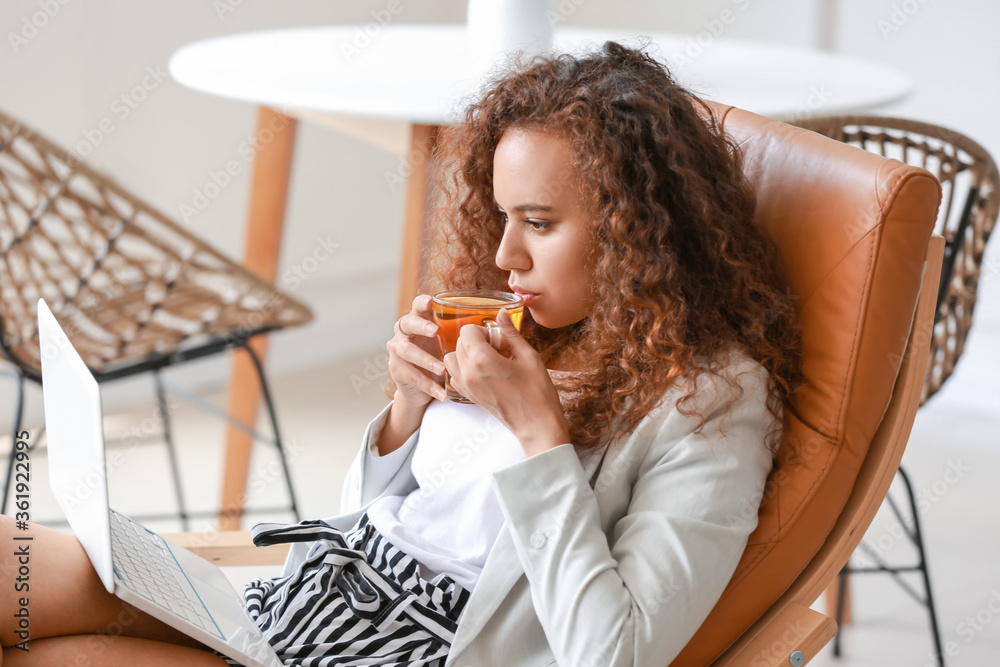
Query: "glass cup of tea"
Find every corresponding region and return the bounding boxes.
[431,290,525,403]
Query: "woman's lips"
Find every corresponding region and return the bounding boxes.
[511,289,539,306]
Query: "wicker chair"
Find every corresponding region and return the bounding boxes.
[0,108,313,529]
[791,115,1000,666]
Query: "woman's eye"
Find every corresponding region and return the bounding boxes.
[525,219,550,231]
[497,211,508,225]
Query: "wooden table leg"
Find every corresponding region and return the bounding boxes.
[219,106,298,530]
[397,123,440,317]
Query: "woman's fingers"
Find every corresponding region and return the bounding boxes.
[396,312,440,343]
[442,351,463,395]
[447,326,506,400]
[410,293,435,317]
[384,295,448,402]
[388,355,448,401]
[391,337,445,376]
[398,295,439,344]
[455,323,510,363]
[392,317,444,375]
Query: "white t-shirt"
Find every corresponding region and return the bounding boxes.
[365,400,526,591]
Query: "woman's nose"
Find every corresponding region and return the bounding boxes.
[495,225,528,271]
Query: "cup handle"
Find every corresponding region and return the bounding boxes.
[482,320,505,351]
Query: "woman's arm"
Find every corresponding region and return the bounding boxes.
[490,359,775,666]
[372,391,428,456]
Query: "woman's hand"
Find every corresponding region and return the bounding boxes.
[443,308,570,457]
[386,295,448,408]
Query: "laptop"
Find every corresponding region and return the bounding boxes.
[37,298,283,667]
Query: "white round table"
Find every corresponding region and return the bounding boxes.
[168,25,911,525]
[170,25,911,126]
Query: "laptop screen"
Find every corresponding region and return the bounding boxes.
[37,299,116,593]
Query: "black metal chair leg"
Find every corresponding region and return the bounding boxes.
[154,371,190,531]
[897,465,946,667]
[833,568,847,657]
[2,369,26,515]
[241,343,301,521]
[829,467,946,665]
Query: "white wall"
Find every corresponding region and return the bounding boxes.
[1,0,996,418]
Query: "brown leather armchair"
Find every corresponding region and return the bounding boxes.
[167,102,944,666]
[674,103,942,664]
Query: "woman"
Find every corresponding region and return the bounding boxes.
[0,41,800,666]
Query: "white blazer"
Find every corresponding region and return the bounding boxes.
[279,351,774,666]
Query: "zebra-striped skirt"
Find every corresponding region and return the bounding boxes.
[222,512,471,667]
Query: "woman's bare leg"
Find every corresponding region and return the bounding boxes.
[3,635,229,666]
[0,516,223,659]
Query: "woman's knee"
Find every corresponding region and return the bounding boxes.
[1,635,230,666]
[0,516,123,646]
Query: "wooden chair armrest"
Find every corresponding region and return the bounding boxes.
[161,531,289,567]
[712,602,837,666]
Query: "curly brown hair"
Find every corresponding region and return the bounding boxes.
[425,40,802,454]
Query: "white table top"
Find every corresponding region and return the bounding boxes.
[169,25,911,125]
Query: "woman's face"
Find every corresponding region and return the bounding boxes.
[493,128,596,329]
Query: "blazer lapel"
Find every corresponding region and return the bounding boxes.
[447,446,609,661]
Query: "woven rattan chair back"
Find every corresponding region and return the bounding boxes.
[0,108,312,381]
[792,116,999,404]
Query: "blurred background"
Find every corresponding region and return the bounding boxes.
[1,1,998,665]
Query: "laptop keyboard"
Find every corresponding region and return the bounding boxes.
[109,510,224,640]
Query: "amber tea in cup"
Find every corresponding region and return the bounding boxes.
[431,290,524,403]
